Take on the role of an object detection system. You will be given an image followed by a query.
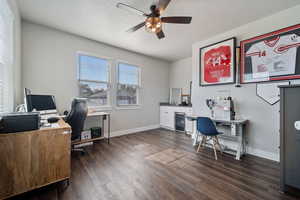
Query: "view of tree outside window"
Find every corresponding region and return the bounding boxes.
[78,54,110,107]
[117,63,140,105]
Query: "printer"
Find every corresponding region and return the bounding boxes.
[0,112,40,133]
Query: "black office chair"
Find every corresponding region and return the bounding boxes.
[65,98,88,152]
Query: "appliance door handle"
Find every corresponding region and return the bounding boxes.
[295,121,300,132]
[295,121,300,142]
[0,117,4,131]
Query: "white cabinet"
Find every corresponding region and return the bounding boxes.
[160,106,193,133]
[160,107,170,128]
[160,106,175,129]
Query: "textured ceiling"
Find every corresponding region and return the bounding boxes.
[17,0,300,61]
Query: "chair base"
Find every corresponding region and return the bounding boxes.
[72,147,86,155]
[197,135,223,160]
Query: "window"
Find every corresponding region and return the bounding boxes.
[117,62,140,106]
[0,0,13,113]
[78,54,110,108]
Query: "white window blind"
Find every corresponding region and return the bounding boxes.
[117,63,141,106]
[0,64,3,112]
[78,54,111,107]
[0,0,14,113]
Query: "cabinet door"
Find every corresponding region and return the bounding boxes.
[167,107,175,129]
[0,134,31,199]
[160,107,170,127]
[160,107,175,129]
[185,119,193,133]
[31,129,71,187]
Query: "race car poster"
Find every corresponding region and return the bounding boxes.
[200,37,236,86]
[240,24,300,83]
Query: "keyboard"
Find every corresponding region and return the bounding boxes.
[40,113,59,120]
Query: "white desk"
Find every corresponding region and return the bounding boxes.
[88,112,111,144]
[186,116,248,160]
[71,112,111,145]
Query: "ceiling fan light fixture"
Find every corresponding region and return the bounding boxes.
[118,0,192,39]
[145,17,162,33]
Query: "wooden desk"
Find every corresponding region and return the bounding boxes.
[0,119,71,200]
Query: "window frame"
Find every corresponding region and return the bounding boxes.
[77,51,112,111]
[116,61,141,108]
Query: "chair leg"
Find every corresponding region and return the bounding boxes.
[197,136,203,152]
[197,136,206,153]
[215,136,223,154]
[72,145,86,155]
[197,140,202,153]
[212,137,218,160]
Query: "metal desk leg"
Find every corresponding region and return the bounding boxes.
[102,115,105,141]
[193,132,199,146]
[235,124,243,160]
[242,124,246,155]
[192,121,198,146]
[236,136,242,160]
[107,114,110,144]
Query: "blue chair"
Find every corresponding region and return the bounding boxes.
[196,117,223,160]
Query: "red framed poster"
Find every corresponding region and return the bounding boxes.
[240,24,300,83]
[199,38,236,86]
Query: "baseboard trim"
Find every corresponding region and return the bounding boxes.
[195,136,279,162]
[111,124,160,137]
[246,147,279,162]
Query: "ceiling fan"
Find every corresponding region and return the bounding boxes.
[116,0,192,39]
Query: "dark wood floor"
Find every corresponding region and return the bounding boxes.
[9,129,299,200]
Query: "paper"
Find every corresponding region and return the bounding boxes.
[51,123,60,128]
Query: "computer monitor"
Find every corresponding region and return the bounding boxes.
[26,95,57,112]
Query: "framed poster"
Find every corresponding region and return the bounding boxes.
[200,37,236,86]
[240,24,300,83]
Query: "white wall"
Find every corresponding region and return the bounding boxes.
[169,57,192,95]
[7,0,21,106]
[190,5,300,161]
[21,21,170,134]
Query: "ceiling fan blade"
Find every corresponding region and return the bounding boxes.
[116,3,148,17]
[158,0,171,13]
[161,16,192,24]
[126,22,146,33]
[156,30,165,39]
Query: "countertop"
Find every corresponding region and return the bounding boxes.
[160,102,192,107]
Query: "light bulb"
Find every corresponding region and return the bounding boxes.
[145,17,162,33]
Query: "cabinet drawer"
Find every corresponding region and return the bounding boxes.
[160,107,169,114]
[186,108,193,115]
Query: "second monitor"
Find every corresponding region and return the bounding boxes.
[26,94,57,112]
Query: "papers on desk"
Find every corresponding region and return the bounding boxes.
[51,123,60,128]
[41,123,60,129]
